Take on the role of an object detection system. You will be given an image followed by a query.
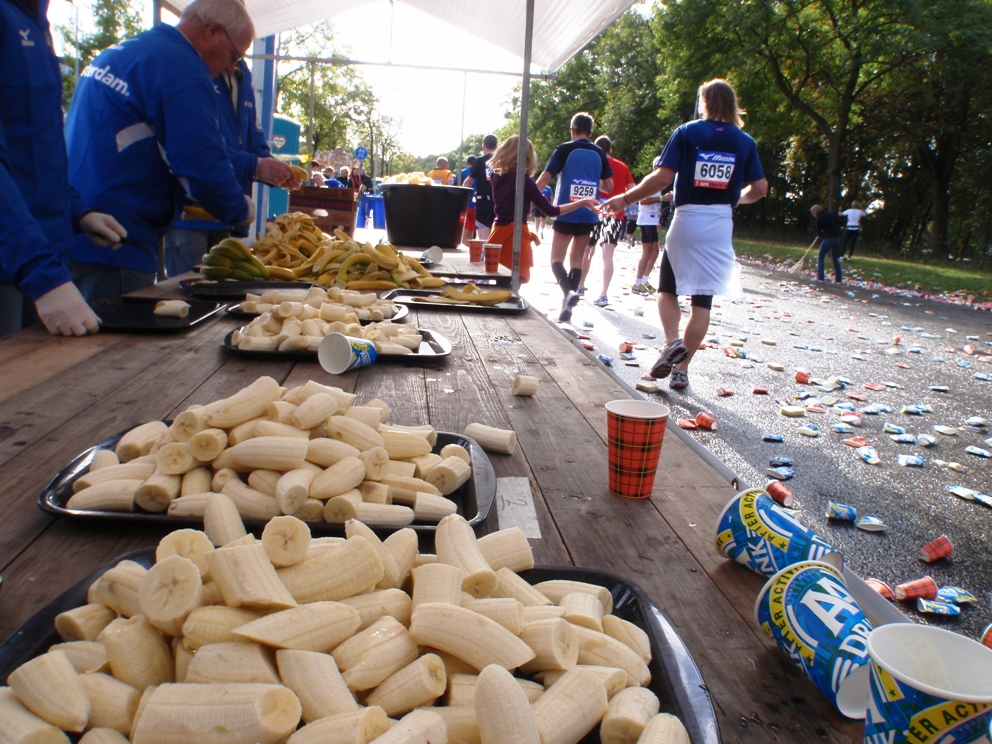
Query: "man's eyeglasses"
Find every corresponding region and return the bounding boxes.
[221,27,243,64]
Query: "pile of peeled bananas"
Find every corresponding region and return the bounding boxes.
[198,213,446,291]
[382,172,437,185]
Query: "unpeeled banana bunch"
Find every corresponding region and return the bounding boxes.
[63,377,477,530]
[3,511,689,744]
[200,238,271,281]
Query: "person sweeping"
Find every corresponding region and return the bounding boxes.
[486,136,597,285]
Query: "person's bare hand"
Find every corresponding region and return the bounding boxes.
[255,158,295,188]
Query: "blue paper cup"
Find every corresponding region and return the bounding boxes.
[715,487,842,577]
[318,332,378,375]
[864,624,992,744]
[755,560,873,719]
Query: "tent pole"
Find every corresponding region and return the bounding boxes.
[258,34,277,236]
[458,71,466,184]
[510,0,535,293]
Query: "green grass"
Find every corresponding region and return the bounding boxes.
[733,238,992,297]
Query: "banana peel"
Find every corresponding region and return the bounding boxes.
[440,285,512,306]
[346,280,401,291]
[266,266,299,281]
[182,204,216,221]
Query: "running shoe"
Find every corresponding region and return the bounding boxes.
[631,283,648,295]
[669,369,689,390]
[558,291,581,323]
[649,338,689,379]
[593,295,609,307]
[576,286,586,296]
[643,282,658,294]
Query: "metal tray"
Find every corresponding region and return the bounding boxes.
[226,302,409,324]
[38,430,494,535]
[180,278,316,300]
[381,287,530,313]
[0,557,717,744]
[90,296,225,332]
[222,328,451,361]
[428,270,512,286]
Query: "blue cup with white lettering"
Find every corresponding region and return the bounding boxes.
[715,488,842,578]
[864,624,992,744]
[318,332,378,375]
[755,560,873,719]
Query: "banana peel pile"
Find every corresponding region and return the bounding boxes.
[415,284,513,306]
[197,211,446,291]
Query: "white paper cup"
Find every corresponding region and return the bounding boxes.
[423,245,444,263]
[864,624,992,743]
[318,332,378,375]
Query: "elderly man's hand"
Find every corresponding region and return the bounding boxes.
[79,211,127,248]
[255,157,295,188]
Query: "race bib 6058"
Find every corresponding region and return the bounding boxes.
[694,151,736,189]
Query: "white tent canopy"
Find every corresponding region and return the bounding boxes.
[168,0,636,74]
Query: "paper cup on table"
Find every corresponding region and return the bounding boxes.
[483,243,502,272]
[424,245,444,264]
[754,560,873,719]
[715,488,842,577]
[605,400,669,499]
[318,332,378,375]
[468,239,484,262]
[864,624,992,743]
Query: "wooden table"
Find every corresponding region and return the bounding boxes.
[0,278,859,743]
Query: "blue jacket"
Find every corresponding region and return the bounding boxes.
[173,60,270,237]
[0,0,77,300]
[65,24,248,273]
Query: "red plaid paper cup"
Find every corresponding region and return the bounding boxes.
[605,400,670,499]
[894,576,938,601]
[468,239,484,262]
[483,243,502,272]
[918,535,954,563]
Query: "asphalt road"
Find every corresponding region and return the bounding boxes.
[519,234,992,640]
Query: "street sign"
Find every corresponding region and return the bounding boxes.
[355,146,369,161]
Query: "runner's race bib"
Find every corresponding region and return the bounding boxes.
[569,179,597,201]
[694,151,736,189]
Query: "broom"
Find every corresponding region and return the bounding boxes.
[787,237,819,275]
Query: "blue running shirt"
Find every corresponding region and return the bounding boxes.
[543,140,612,224]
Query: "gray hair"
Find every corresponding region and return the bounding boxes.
[182,0,254,39]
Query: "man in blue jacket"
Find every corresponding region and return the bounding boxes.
[65,0,289,301]
[164,58,294,276]
[0,0,128,336]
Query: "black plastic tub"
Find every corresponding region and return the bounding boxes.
[0,558,719,744]
[380,183,472,248]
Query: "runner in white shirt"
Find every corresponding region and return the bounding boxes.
[632,193,663,294]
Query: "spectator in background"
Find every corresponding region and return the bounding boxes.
[65,0,282,301]
[323,167,334,182]
[313,173,326,187]
[841,199,867,259]
[336,167,352,188]
[427,157,456,185]
[310,161,323,182]
[536,112,613,323]
[460,155,476,185]
[463,134,498,241]
[164,57,297,277]
[812,204,844,282]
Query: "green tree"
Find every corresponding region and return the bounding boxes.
[59,0,144,105]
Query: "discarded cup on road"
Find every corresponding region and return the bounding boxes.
[893,576,938,601]
[865,578,894,600]
[918,535,953,563]
[916,598,960,616]
[715,488,841,577]
[318,332,378,375]
[827,502,858,522]
[695,412,718,430]
[765,480,795,507]
[605,400,669,500]
[864,624,992,744]
[795,370,812,384]
[483,243,502,272]
[754,560,872,719]
[468,238,484,262]
[982,624,992,650]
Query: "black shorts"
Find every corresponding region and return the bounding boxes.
[638,224,659,243]
[552,220,596,237]
[474,196,495,228]
[659,251,713,309]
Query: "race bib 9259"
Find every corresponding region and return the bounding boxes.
[569,179,597,201]
[694,151,736,189]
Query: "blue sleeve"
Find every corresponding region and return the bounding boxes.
[544,147,563,176]
[0,108,71,300]
[229,150,258,187]
[68,183,88,230]
[161,81,248,225]
[659,128,683,171]
[742,139,764,182]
